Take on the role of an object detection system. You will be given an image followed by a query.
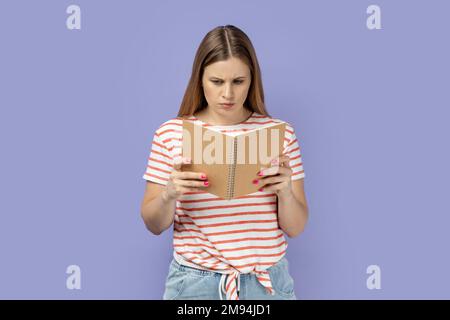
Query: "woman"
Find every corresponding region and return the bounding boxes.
[140,25,309,300]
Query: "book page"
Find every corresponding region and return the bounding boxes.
[232,122,286,198]
[181,120,230,199]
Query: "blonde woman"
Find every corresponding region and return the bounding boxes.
[141,25,309,300]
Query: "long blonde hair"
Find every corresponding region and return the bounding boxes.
[177,25,270,118]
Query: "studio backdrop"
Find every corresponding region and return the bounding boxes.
[1,0,449,299]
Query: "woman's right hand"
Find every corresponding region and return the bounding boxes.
[162,157,209,201]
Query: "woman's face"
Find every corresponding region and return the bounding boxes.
[201,57,251,115]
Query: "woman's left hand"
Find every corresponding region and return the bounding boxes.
[255,153,292,197]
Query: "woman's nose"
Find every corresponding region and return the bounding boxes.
[223,84,233,98]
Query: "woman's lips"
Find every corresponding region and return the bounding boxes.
[221,103,235,108]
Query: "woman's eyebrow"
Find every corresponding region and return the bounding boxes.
[209,76,246,80]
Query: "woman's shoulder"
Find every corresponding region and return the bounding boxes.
[252,112,294,131]
[154,116,187,136]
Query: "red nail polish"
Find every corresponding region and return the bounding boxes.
[252,179,259,185]
[201,174,207,179]
[257,171,263,176]
[258,187,264,192]
[204,181,209,186]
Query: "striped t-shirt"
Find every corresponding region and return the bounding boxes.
[142,111,305,300]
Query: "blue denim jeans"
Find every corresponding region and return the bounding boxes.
[162,256,297,300]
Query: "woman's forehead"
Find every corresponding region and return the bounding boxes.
[204,58,249,77]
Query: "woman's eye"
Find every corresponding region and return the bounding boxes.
[211,80,244,85]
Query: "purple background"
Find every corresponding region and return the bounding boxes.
[1,0,449,299]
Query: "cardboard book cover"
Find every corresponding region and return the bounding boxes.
[181,119,286,200]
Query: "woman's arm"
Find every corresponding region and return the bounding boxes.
[141,157,208,235]
[141,182,176,235]
[256,155,309,238]
[277,179,309,238]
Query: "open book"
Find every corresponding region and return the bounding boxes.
[181,119,286,200]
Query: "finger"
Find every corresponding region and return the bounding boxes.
[270,157,280,166]
[270,153,290,166]
[257,165,281,177]
[178,186,204,194]
[173,157,183,170]
[267,166,292,177]
[174,178,210,188]
[259,179,290,192]
[260,183,284,193]
[257,166,291,178]
[173,156,191,170]
[175,171,207,180]
[279,155,291,168]
[258,175,286,188]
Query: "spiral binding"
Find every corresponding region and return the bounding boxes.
[226,138,238,199]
